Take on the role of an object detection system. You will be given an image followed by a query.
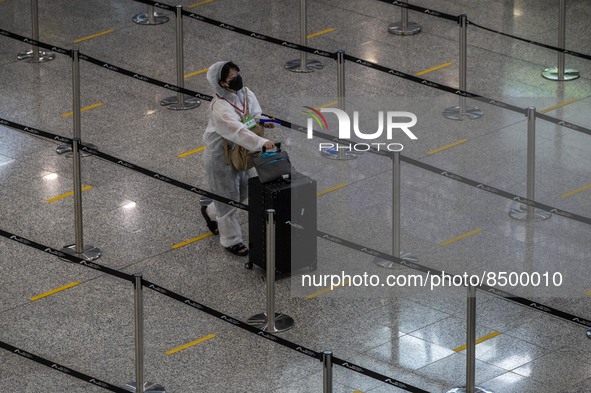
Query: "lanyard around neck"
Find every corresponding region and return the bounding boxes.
[217,93,245,114]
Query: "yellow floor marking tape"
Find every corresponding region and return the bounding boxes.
[73,29,114,43]
[317,183,348,197]
[416,61,453,76]
[165,333,216,355]
[29,282,80,301]
[187,0,215,8]
[46,185,92,203]
[185,68,208,78]
[307,28,336,39]
[585,290,591,296]
[61,103,104,118]
[440,228,482,247]
[178,146,206,158]
[306,279,351,299]
[426,139,468,155]
[561,183,591,199]
[454,331,501,352]
[539,98,579,114]
[172,232,213,249]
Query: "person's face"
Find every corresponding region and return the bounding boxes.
[220,69,240,90]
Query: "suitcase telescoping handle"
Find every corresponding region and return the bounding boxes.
[262,142,281,154]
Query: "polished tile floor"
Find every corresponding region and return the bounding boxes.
[1,0,591,392]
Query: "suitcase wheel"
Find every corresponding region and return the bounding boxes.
[244,261,253,269]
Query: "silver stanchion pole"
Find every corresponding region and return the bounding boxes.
[321,50,356,160]
[17,0,55,62]
[443,14,483,121]
[508,107,551,221]
[542,0,579,81]
[446,286,494,393]
[285,0,323,72]
[160,5,200,110]
[388,0,421,35]
[376,151,416,268]
[60,50,101,262]
[124,274,166,393]
[248,210,294,332]
[323,351,333,393]
[133,4,169,25]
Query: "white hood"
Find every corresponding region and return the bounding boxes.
[207,61,233,98]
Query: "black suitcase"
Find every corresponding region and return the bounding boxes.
[248,173,317,276]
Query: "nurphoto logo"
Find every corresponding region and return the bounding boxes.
[303,107,418,152]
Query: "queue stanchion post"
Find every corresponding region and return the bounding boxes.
[375,151,417,268]
[323,351,333,393]
[388,0,421,36]
[133,4,169,25]
[542,0,579,81]
[443,14,483,121]
[321,50,357,160]
[446,286,495,393]
[56,49,98,156]
[124,274,166,393]
[509,107,551,221]
[160,5,200,110]
[285,0,323,72]
[247,209,294,332]
[17,0,55,62]
[60,49,101,262]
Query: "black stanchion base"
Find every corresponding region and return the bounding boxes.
[443,106,484,120]
[160,96,201,110]
[60,244,102,262]
[508,203,552,221]
[542,67,580,81]
[247,312,294,332]
[124,381,166,392]
[56,143,99,157]
[132,12,169,25]
[284,59,323,73]
[17,50,55,63]
[374,252,417,269]
[388,21,421,35]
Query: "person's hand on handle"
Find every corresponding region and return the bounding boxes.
[263,140,275,150]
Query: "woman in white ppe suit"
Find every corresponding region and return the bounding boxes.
[202,61,275,256]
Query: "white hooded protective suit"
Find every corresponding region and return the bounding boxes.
[203,61,269,248]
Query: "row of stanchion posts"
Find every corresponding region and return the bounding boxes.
[17,0,582,83]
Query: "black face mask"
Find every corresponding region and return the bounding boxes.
[227,74,243,91]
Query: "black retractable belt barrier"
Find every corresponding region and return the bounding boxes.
[131,0,336,59]
[317,230,591,328]
[0,223,435,393]
[0,28,71,56]
[3,26,591,137]
[2,108,591,226]
[399,155,591,226]
[0,340,129,393]
[374,0,459,22]
[0,116,246,210]
[0,228,133,282]
[79,53,213,102]
[469,20,591,62]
